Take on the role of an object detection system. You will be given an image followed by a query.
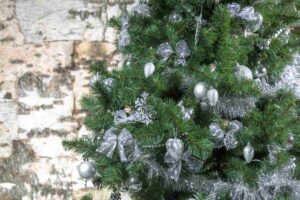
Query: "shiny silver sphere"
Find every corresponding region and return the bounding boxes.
[78,161,96,179]
[193,82,207,99]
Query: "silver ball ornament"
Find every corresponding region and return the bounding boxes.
[234,64,253,81]
[78,161,96,179]
[193,82,207,99]
[127,176,142,193]
[243,143,254,163]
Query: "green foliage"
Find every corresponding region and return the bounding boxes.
[64,0,300,199]
[80,193,93,200]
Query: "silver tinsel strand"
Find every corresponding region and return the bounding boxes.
[119,15,130,48]
[201,96,257,118]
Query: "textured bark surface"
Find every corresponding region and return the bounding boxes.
[0,0,135,199]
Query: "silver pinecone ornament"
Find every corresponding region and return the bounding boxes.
[243,143,254,163]
[207,88,219,106]
[144,62,155,78]
[234,64,253,81]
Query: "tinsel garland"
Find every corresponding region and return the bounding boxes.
[201,96,257,118]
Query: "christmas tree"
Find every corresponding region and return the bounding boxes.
[64,0,300,199]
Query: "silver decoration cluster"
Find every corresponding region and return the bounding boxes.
[144,62,155,78]
[193,83,219,106]
[157,42,173,61]
[114,92,155,125]
[119,15,131,49]
[164,139,203,181]
[177,101,194,121]
[96,128,135,162]
[227,3,263,33]
[131,4,151,17]
[175,40,191,66]
[209,120,243,150]
[201,95,257,118]
[165,158,300,200]
[255,54,300,99]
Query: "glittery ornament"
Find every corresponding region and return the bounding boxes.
[194,82,207,99]
[234,64,253,81]
[103,78,115,90]
[238,6,256,21]
[243,143,254,163]
[175,40,191,66]
[131,4,151,17]
[227,3,241,16]
[144,62,155,78]
[127,176,142,193]
[245,12,263,33]
[207,88,219,106]
[157,42,173,61]
[78,161,96,179]
[169,11,182,23]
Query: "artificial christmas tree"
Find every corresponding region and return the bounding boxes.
[64,0,300,199]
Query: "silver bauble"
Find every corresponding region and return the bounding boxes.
[254,65,267,78]
[169,11,183,23]
[144,62,155,78]
[78,161,96,179]
[283,133,294,150]
[243,143,254,163]
[207,88,219,106]
[193,82,207,99]
[176,40,191,58]
[234,64,253,81]
[103,78,115,90]
[127,176,142,193]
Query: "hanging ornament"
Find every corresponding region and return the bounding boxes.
[194,82,207,99]
[131,4,151,17]
[227,3,241,17]
[243,143,254,163]
[78,160,96,179]
[254,64,267,78]
[245,12,263,33]
[89,72,101,86]
[127,176,142,193]
[283,133,295,150]
[169,11,182,23]
[157,42,173,61]
[177,101,194,121]
[175,40,191,66]
[144,62,155,78]
[207,88,219,106]
[234,64,253,81]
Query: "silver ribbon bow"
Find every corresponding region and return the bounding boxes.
[114,92,154,125]
[96,128,135,162]
[164,139,203,182]
[209,120,243,150]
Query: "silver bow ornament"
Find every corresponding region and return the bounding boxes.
[96,128,135,162]
[164,139,203,182]
[227,3,263,33]
[209,120,243,150]
[114,92,155,125]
